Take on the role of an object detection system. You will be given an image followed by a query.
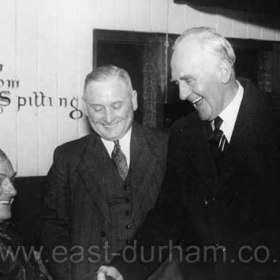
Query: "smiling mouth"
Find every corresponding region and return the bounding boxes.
[0,198,14,205]
[192,97,203,105]
[103,123,119,128]
[0,201,11,205]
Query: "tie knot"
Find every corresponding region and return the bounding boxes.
[209,116,228,153]
[214,116,223,130]
[113,140,120,147]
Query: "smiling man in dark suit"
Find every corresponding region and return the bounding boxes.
[98,27,280,280]
[40,65,167,280]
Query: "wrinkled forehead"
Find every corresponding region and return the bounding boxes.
[86,77,130,92]
[171,42,199,79]
[171,39,217,81]
[84,78,132,103]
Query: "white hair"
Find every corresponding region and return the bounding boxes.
[173,26,236,70]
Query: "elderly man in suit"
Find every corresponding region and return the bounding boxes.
[98,27,280,280]
[41,65,168,280]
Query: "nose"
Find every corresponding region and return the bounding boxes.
[4,179,17,197]
[178,82,192,101]
[104,108,113,123]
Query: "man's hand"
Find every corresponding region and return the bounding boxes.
[97,266,124,280]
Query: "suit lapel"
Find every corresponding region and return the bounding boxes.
[77,133,113,224]
[216,79,267,190]
[182,80,268,195]
[183,116,219,194]
[130,124,158,219]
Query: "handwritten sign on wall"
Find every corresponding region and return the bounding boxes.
[0,64,83,120]
[0,62,88,176]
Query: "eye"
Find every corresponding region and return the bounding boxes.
[184,78,194,85]
[112,102,122,110]
[91,105,104,112]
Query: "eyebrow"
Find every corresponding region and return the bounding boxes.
[180,75,193,80]
[170,74,194,83]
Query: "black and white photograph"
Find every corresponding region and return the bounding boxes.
[0,0,280,279]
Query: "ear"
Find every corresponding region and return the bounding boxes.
[82,95,89,116]
[217,59,232,84]
[131,90,138,111]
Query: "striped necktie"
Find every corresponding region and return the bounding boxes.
[111,140,128,180]
[209,116,228,153]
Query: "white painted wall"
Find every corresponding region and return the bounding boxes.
[0,0,279,176]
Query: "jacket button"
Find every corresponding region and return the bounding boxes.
[125,239,130,245]
[126,224,132,229]
[100,230,106,237]
[124,185,130,191]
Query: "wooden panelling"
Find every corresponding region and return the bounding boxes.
[217,14,233,37]
[133,0,151,31]
[232,18,248,38]
[247,22,263,39]
[115,0,134,31]
[37,0,58,176]
[151,0,168,32]
[0,0,17,168]
[95,0,116,29]
[15,0,39,175]
[168,0,187,33]
[262,26,277,41]
[0,0,279,176]
[186,5,218,31]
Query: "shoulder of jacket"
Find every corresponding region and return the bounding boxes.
[170,112,198,133]
[54,134,93,158]
[140,125,168,145]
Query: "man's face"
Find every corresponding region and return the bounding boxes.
[171,40,226,121]
[84,78,138,141]
[0,158,17,222]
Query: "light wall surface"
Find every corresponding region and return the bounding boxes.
[0,0,279,176]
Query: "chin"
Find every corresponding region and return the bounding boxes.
[198,114,209,121]
[0,206,11,221]
[0,214,11,222]
[100,128,128,141]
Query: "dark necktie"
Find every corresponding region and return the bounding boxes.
[111,140,128,180]
[209,116,228,153]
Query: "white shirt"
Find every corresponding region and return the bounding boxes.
[101,127,132,167]
[213,81,244,143]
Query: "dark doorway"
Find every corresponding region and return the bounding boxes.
[96,42,145,123]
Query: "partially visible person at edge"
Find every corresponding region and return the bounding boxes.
[97,27,280,280]
[40,65,168,280]
[0,149,50,280]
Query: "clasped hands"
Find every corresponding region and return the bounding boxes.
[97,265,124,280]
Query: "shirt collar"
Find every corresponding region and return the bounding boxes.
[101,127,132,166]
[218,80,244,142]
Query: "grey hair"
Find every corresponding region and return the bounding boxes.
[84,65,133,93]
[173,26,236,70]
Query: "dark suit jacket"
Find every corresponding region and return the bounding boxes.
[112,79,280,280]
[40,123,168,280]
